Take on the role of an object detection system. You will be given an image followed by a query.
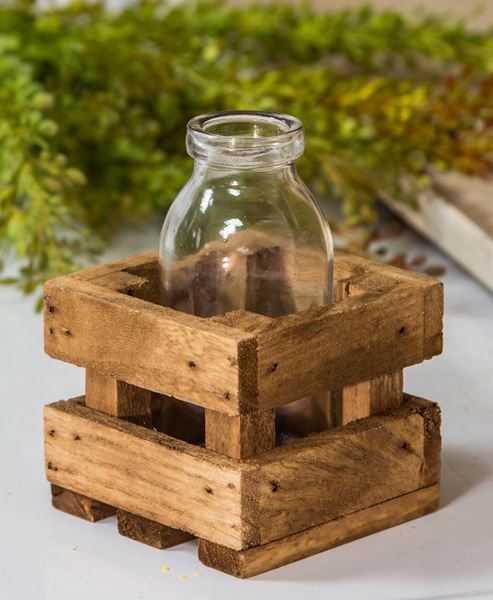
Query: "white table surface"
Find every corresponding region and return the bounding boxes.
[1,222,492,600]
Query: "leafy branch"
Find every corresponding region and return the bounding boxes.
[1,0,493,295]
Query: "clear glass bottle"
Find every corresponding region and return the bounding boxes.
[159,111,334,436]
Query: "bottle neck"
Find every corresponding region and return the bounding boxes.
[186,111,305,170]
[191,160,298,178]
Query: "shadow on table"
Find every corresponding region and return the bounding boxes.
[439,445,491,507]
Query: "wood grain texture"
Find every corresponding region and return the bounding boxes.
[44,395,440,549]
[219,250,441,410]
[254,283,425,411]
[333,270,404,424]
[424,280,444,359]
[85,369,154,427]
[247,395,441,545]
[44,276,257,415]
[205,409,275,459]
[51,484,115,522]
[117,510,193,548]
[85,371,188,547]
[43,251,442,415]
[198,484,440,578]
[333,371,403,425]
[44,398,253,550]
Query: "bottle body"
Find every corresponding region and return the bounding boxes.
[159,111,334,435]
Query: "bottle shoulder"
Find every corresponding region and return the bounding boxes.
[159,170,333,260]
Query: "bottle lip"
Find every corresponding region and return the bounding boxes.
[186,110,305,168]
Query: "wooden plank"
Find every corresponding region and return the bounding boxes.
[85,369,154,427]
[51,484,115,522]
[424,280,444,359]
[333,270,404,425]
[214,268,441,414]
[254,282,430,411]
[44,252,442,415]
[44,395,439,550]
[334,371,404,425]
[82,253,161,303]
[247,395,441,545]
[44,398,251,550]
[332,250,440,291]
[85,371,188,546]
[44,276,257,415]
[198,484,440,578]
[117,510,193,549]
[205,409,275,459]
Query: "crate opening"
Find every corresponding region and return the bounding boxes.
[120,257,338,318]
[276,393,335,443]
[151,394,205,446]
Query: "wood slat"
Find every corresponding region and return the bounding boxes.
[51,484,115,522]
[85,369,154,427]
[44,277,257,415]
[85,370,188,546]
[44,252,442,415]
[69,251,158,284]
[117,510,193,549]
[205,409,275,459]
[44,395,440,550]
[253,284,428,411]
[44,399,253,550]
[246,395,441,545]
[198,484,440,578]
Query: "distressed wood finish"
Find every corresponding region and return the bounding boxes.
[117,510,193,549]
[85,369,154,427]
[44,251,443,416]
[334,371,404,425]
[333,251,443,359]
[333,266,404,424]
[51,484,115,522]
[205,409,275,459]
[44,276,257,415]
[248,396,440,545]
[198,484,440,578]
[85,370,187,547]
[43,250,443,575]
[44,395,440,550]
[253,283,432,411]
[44,399,252,550]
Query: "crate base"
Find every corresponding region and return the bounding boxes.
[51,484,116,522]
[49,483,439,577]
[198,484,439,578]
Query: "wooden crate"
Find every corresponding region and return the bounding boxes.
[43,250,443,577]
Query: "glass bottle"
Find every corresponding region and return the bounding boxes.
[159,111,334,436]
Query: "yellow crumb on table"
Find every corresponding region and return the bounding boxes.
[179,575,188,581]
[161,565,170,573]
[193,572,203,577]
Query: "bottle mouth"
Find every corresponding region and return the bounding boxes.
[186,110,305,168]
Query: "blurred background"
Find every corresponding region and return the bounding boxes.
[1,0,493,296]
[1,2,492,599]
[235,0,493,28]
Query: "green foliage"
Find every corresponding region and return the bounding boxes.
[1,0,493,293]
